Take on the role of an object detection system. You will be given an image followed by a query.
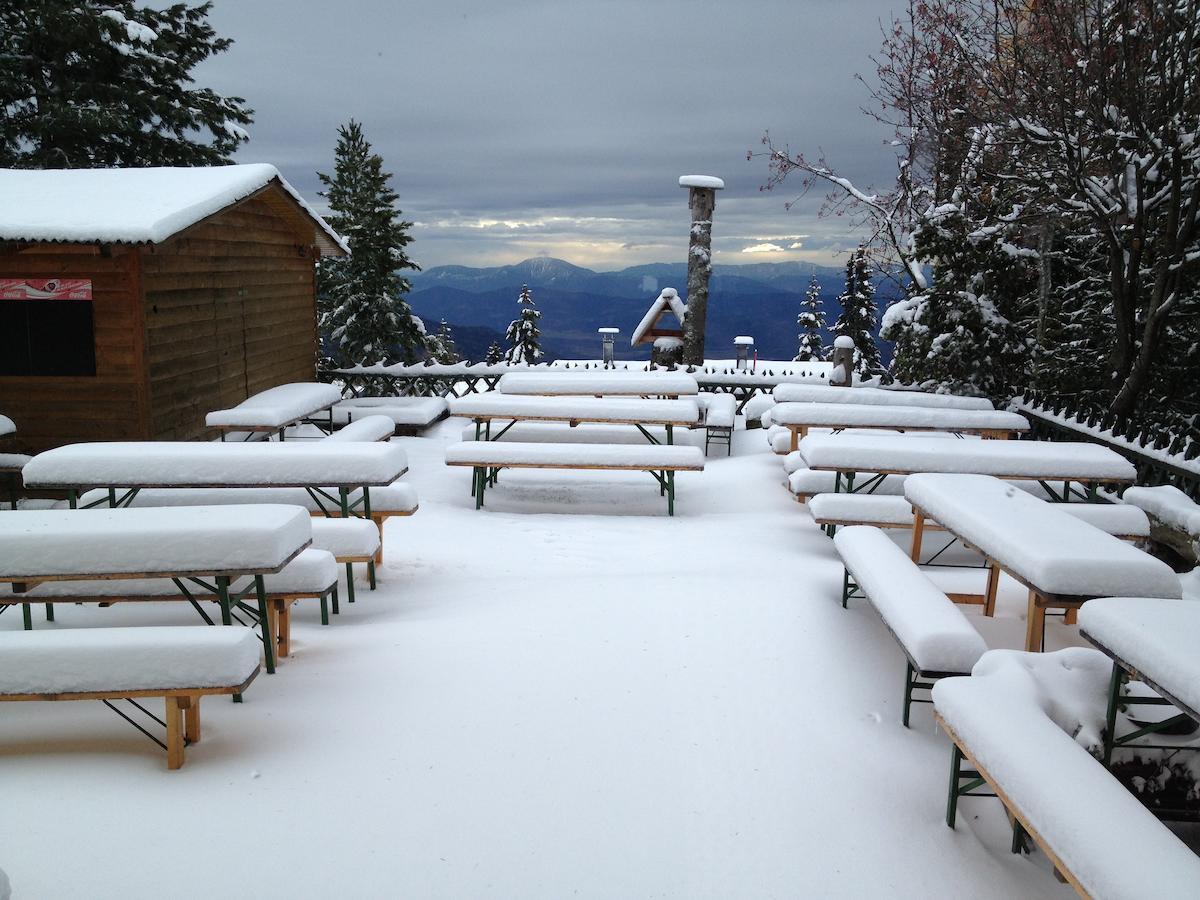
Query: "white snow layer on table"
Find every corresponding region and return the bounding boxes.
[71,481,418,514]
[1078,597,1200,716]
[205,382,344,428]
[0,414,14,437]
[771,402,1028,431]
[323,415,394,443]
[834,527,987,673]
[772,383,993,410]
[1122,485,1200,539]
[0,164,347,251]
[0,626,260,695]
[497,370,698,396]
[0,505,310,579]
[450,395,701,425]
[798,434,1137,481]
[904,474,1180,598]
[703,394,736,428]
[23,441,408,488]
[331,397,448,426]
[310,518,381,558]
[788,468,908,498]
[0,453,30,469]
[810,493,1150,536]
[769,430,792,453]
[742,394,774,421]
[232,548,337,595]
[457,422,704,448]
[678,175,725,189]
[445,442,705,469]
[932,650,1200,899]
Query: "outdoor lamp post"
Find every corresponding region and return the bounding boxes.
[734,335,754,371]
[598,327,619,368]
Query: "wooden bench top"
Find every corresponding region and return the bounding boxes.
[444,441,705,471]
[449,395,702,427]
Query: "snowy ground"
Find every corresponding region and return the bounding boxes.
[0,421,1189,897]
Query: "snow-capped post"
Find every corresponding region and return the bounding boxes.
[734,336,754,371]
[830,335,855,387]
[678,175,724,366]
[598,327,619,368]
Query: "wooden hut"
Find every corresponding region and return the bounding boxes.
[630,287,687,366]
[0,165,346,453]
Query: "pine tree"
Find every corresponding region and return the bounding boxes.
[0,1,252,167]
[503,284,542,365]
[484,341,504,365]
[316,120,422,366]
[832,246,881,374]
[425,319,460,364]
[795,273,826,362]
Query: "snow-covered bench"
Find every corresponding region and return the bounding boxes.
[771,402,1029,451]
[834,526,988,725]
[457,421,701,448]
[332,396,449,435]
[934,650,1200,897]
[788,467,908,503]
[206,382,344,440]
[0,627,261,770]
[496,371,699,397]
[772,383,994,410]
[444,441,705,516]
[310,517,381,606]
[17,549,338,660]
[322,415,395,443]
[1122,484,1200,563]
[698,392,736,456]
[0,452,29,509]
[0,413,14,438]
[449,396,703,444]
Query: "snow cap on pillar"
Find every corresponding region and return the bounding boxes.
[834,335,855,349]
[678,175,725,190]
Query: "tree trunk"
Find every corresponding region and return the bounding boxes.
[682,187,717,366]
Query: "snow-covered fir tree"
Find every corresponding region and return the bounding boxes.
[0,1,252,167]
[484,341,504,365]
[316,120,423,366]
[425,319,460,364]
[795,273,826,362]
[503,284,542,365]
[832,246,881,374]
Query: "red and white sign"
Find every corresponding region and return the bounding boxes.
[0,278,93,300]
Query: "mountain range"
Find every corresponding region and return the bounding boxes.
[408,257,899,362]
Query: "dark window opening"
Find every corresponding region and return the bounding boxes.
[0,299,97,376]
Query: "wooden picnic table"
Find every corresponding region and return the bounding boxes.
[0,506,313,673]
[448,395,702,445]
[772,403,1028,450]
[21,441,408,519]
[206,382,344,440]
[1079,597,1200,777]
[903,474,1181,652]
[796,434,1136,501]
[496,371,699,398]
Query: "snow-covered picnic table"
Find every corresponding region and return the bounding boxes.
[22,441,408,517]
[1078,597,1200,768]
[331,396,449,434]
[206,382,344,439]
[0,505,312,672]
[449,395,702,444]
[904,474,1181,651]
[771,383,994,410]
[0,414,14,437]
[797,434,1136,500]
[496,371,699,397]
[771,403,1028,450]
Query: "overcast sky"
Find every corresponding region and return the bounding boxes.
[200,0,904,270]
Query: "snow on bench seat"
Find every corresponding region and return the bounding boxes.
[772,383,993,410]
[787,467,908,501]
[1122,485,1200,540]
[835,527,987,725]
[449,395,702,426]
[0,505,311,582]
[446,442,705,470]
[0,452,31,471]
[1078,597,1200,721]
[309,518,380,560]
[0,414,14,437]
[798,434,1137,483]
[457,422,703,447]
[322,415,394,443]
[22,441,408,489]
[700,393,736,428]
[205,382,343,430]
[933,650,1200,898]
[73,482,418,517]
[0,626,262,770]
[771,402,1028,434]
[810,493,1151,538]
[332,397,448,430]
[496,371,698,396]
[905,474,1180,601]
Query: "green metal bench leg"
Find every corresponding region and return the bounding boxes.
[255,574,275,674]
[841,569,851,609]
[22,603,33,631]
[368,560,377,590]
[331,584,340,616]
[1102,663,1124,767]
[667,470,675,516]
[217,575,233,626]
[1011,820,1027,854]
[345,562,356,603]
[320,591,330,626]
[946,743,964,828]
[903,662,915,728]
[44,603,54,622]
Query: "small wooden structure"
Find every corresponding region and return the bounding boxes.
[0,165,346,453]
[631,288,687,366]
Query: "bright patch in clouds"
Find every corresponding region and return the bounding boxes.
[741,242,786,253]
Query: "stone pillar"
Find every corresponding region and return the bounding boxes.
[679,175,724,366]
[830,335,855,387]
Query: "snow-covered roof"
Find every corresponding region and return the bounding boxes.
[678,175,725,190]
[631,287,687,346]
[0,164,348,255]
